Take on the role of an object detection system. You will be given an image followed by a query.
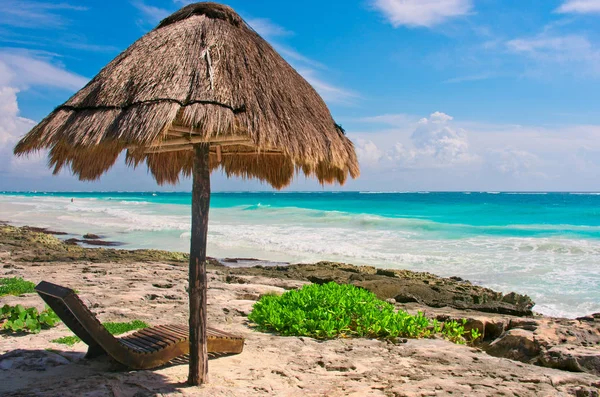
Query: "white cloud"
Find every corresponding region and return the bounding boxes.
[444,73,492,84]
[0,1,86,29]
[356,139,384,166]
[506,34,600,75]
[371,0,473,28]
[486,148,542,177]
[0,88,32,145]
[406,112,478,167]
[132,1,170,24]
[359,113,414,127]
[557,0,600,14]
[0,87,44,175]
[0,50,88,90]
[348,113,600,190]
[274,45,327,70]
[352,112,478,171]
[0,49,88,177]
[508,34,591,54]
[295,68,357,104]
[247,18,293,38]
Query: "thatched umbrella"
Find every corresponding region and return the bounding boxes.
[14,2,359,385]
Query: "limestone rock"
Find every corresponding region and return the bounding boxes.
[486,329,543,362]
[539,346,600,374]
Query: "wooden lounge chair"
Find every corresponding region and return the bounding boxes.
[36,281,244,369]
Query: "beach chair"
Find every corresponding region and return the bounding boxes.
[35,281,244,369]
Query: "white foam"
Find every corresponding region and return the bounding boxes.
[1,194,599,318]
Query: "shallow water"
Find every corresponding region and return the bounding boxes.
[1,191,599,318]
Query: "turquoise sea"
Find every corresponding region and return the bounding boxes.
[1,191,599,318]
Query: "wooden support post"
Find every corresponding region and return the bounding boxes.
[188,143,210,386]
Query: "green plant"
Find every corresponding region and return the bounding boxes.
[0,277,36,297]
[103,320,148,335]
[248,282,470,343]
[51,335,81,346]
[51,319,149,345]
[470,328,482,343]
[441,319,468,344]
[1,304,60,333]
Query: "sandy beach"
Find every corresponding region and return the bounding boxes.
[1,224,600,396]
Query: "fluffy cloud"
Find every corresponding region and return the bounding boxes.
[0,87,42,175]
[348,113,600,190]
[0,87,33,146]
[557,0,600,14]
[355,139,384,166]
[371,0,473,28]
[486,148,542,178]
[391,112,478,168]
[354,112,478,170]
[0,49,87,176]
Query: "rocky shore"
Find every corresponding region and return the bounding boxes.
[1,224,599,396]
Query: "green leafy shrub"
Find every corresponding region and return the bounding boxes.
[1,304,60,333]
[0,277,36,296]
[52,335,80,346]
[248,282,470,343]
[103,320,149,335]
[441,319,468,344]
[52,320,149,346]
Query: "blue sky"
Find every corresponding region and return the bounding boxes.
[2,0,600,191]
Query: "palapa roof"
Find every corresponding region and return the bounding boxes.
[14,2,359,189]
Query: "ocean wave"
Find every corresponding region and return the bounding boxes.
[506,192,548,195]
[2,193,600,318]
[117,200,150,205]
[359,191,411,194]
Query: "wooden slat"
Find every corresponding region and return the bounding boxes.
[136,329,172,347]
[128,333,165,351]
[165,131,191,138]
[142,141,261,154]
[153,135,252,147]
[168,125,246,136]
[158,326,188,340]
[119,339,146,352]
[121,336,153,351]
[146,331,180,345]
[161,325,189,338]
[152,326,185,343]
[144,145,193,154]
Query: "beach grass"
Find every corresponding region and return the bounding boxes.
[52,320,149,346]
[0,277,36,297]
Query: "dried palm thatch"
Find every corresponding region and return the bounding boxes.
[14,2,359,188]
